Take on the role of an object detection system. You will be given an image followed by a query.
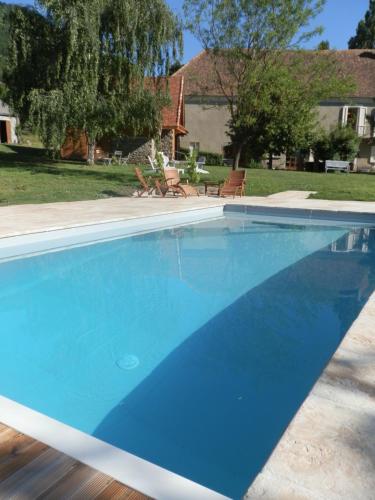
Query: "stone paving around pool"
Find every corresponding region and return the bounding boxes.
[1,191,374,499]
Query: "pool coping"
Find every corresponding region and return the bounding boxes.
[0,396,227,500]
[0,205,224,261]
[0,197,374,499]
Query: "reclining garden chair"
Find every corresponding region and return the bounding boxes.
[220,169,246,198]
[134,167,159,197]
[156,168,199,198]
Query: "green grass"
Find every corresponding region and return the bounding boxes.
[0,144,375,206]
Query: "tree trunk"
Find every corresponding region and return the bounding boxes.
[87,137,96,166]
[234,142,244,170]
[268,152,273,170]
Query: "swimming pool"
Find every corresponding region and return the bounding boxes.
[0,206,374,499]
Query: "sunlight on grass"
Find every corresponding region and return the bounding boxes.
[0,145,374,206]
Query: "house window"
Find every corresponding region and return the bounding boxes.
[341,106,367,136]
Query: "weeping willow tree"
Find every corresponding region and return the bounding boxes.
[5,0,182,163]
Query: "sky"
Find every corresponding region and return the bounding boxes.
[5,0,370,63]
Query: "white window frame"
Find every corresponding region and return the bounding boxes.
[341,105,367,136]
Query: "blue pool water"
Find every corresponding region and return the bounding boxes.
[1,211,374,498]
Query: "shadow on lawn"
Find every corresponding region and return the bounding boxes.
[0,145,137,185]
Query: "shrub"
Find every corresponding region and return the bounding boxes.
[186,149,200,184]
[329,126,361,161]
[311,125,360,163]
[247,159,263,169]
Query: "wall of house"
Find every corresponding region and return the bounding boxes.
[179,97,230,154]
[181,96,375,167]
[318,100,375,168]
[0,116,18,144]
[357,141,375,169]
[317,99,375,132]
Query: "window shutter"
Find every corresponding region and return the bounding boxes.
[341,106,348,126]
[370,146,375,164]
[357,107,367,136]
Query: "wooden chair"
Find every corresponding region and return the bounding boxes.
[134,167,157,197]
[220,170,246,198]
[156,168,199,198]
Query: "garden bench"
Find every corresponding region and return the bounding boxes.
[325,160,350,173]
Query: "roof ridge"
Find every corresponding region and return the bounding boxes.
[174,50,206,75]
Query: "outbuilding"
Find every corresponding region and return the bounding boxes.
[0,100,18,144]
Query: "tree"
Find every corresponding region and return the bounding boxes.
[349,0,375,49]
[0,2,23,81]
[183,0,352,168]
[168,60,183,75]
[317,40,330,50]
[311,125,360,163]
[6,0,182,163]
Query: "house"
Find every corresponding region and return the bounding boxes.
[0,100,18,144]
[61,76,187,163]
[175,50,375,169]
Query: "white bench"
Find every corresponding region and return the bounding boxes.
[325,160,350,173]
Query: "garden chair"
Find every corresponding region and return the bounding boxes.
[134,167,159,197]
[119,153,130,166]
[220,169,246,198]
[155,168,199,198]
[196,163,210,174]
[113,150,123,165]
[196,156,209,174]
[146,156,159,173]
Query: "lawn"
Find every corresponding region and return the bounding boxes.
[0,144,375,205]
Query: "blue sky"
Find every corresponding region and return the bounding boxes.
[6,0,370,62]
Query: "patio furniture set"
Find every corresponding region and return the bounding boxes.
[102,151,130,166]
[135,167,246,199]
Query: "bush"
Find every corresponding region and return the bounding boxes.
[311,125,360,163]
[247,159,263,169]
[330,126,361,161]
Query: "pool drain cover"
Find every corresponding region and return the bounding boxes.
[116,354,139,370]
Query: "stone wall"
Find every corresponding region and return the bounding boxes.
[114,136,154,164]
[114,130,174,164]
[160,129,174,159]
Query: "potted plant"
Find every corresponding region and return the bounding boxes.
[186,149,200,185]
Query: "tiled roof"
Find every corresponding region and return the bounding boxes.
[146,76,185,130]
[176,49,375,98]
[162,76,185,129]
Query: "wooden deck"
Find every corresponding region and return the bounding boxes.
[0,422,149,499]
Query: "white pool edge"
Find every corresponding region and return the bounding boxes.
[0,396,228,500]
[0,206,224,262]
